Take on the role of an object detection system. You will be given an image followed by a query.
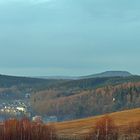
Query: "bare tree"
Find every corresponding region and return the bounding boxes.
[87,115,118,140]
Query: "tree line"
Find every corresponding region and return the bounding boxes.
[0,118,57,140]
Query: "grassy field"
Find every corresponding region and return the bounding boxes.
[54,108,140,136]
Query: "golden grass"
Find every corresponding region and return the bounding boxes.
[54,108,140,136]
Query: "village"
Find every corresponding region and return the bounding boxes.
[0,99,31,120]
[0,95,58,123]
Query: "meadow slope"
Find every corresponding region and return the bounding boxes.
[54,108,140,136]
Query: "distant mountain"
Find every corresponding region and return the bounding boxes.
[36,76,78,80]
[35,71,133,80]
[80,71,132,79]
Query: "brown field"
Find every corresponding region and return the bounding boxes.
[54,108,140,136]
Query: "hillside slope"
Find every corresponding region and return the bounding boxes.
[31,81,140,120]
[54,108,140,136]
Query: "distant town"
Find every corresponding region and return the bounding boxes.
[0,93,58,123]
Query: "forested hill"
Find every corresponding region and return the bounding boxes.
[0,72,137,92]
[1,73,140,121]
[0,74,66,100]
[0,74,65,89]
[55,75,140,90]
[31,75,140,121]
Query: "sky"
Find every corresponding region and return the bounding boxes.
[0,0,140,76]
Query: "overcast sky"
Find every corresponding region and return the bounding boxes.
[0,0,140,76]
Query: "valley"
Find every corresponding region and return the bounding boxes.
[1,71,140,122]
